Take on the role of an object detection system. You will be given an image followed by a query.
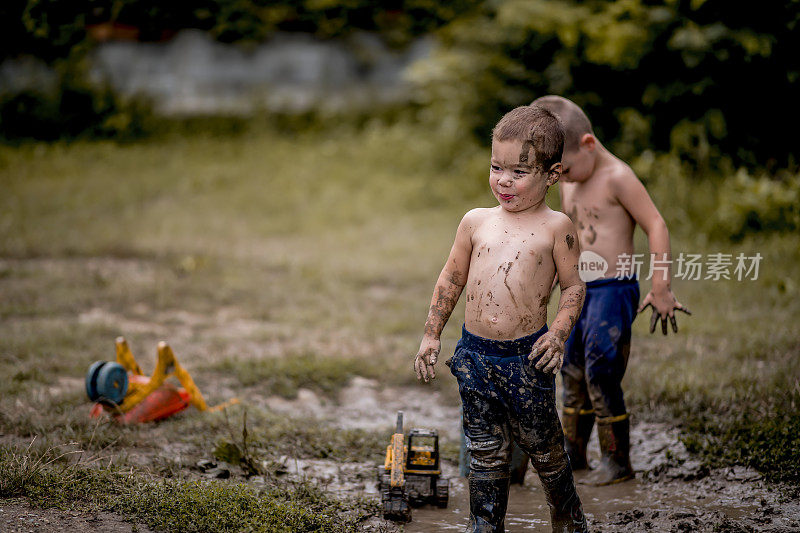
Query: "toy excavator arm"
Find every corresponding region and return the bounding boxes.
[390,411,406,488]
[110,337,236,414]
[159,342,207,411]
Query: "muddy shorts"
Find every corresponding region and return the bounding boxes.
[562,276,640,418]
[446,325,565,472]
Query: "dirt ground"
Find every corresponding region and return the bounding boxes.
[218,377,800,532]
[5,375,800,532]
[1,255,798,532]
[0,499,155,533]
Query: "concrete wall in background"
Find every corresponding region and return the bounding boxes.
[0,30,431,116]
[90,30,431,115]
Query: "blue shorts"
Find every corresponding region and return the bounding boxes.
[562,277,639,418]
[447,324,564,472]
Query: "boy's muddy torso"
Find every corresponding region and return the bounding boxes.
[463,208,557,340]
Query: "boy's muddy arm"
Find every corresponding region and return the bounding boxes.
[533,283,585,374]
[637,221,690,334]
[612,170,690,335]
[532,219,585,374]
[414,212,475,382]
[415,271,466,382]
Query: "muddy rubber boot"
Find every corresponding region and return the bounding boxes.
[584,414,634,486]
[561,407,594,470]
[532,446,589,533]
[466,470,510,533]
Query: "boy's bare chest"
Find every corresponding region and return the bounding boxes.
[470,224,552,271]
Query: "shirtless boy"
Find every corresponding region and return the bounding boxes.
[414,105,588,533]
[534,95,690,486]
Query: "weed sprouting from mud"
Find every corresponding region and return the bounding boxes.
[214,409,264,477]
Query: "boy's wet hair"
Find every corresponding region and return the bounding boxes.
[531,95,594,152]
[492,105,565,171]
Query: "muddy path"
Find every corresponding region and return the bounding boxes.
[258,377,800,532]
[0,498,155,533]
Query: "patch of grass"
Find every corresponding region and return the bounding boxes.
[679,386,800,484]
[207,407,390,464]
[253,417,389,463]
[622,231,800,482]
[213,353,383,398]
[0,441,376,532]
[0,439,84,498]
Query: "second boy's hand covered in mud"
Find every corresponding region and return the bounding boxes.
[414,105,589,532]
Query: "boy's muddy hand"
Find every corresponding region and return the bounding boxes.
[638,289,691,335]
[414,336,440,383]
[530,332,565,374]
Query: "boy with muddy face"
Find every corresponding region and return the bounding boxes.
[414,105,588,533]
[533,95,690,486]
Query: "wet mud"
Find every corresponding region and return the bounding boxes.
[264,378,800,532]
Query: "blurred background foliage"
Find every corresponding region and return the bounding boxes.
[1,0,799,240]
[411,0,800,170]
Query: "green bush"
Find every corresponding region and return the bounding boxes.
[0,56,152,141]
[410,0,800,169]
[1,0,482,61]
[714,169,800,240]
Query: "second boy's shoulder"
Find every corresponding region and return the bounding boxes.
[602,155,647,198]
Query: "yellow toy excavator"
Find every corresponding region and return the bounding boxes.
[377,411,449,523]
[86,337,238,423]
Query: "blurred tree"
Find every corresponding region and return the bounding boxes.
[410,0,800,170]
[0,0,481,140]
[0,0,482,59]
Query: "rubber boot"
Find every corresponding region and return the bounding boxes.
[466,470,510,533]
[584,414,634,486]
[531,445,589,533]
[561,407,594,470]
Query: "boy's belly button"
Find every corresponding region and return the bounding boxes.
[491,316,498,323]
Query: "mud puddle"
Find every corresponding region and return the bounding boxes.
[254,378,800,532]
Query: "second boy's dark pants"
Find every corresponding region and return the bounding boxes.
[562,277,639,418]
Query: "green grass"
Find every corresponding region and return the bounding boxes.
[207,407,391,465]
[213,353,385,398]
[1,119,799,510]
[0,441,375,532]
[680,387,800,483]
